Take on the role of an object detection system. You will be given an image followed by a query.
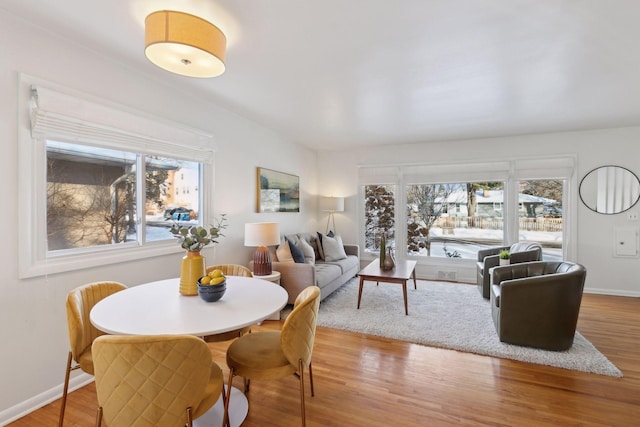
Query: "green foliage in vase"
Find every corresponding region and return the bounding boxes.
[499,249,511,260]
[170,214,228,252]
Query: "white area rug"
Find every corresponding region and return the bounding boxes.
[313,278,623,377]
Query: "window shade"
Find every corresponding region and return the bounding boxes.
[30,85,214,162]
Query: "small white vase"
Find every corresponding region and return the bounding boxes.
[499,259,510,266]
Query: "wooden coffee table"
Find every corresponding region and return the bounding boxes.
[357,259,417,315]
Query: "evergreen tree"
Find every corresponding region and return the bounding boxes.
[364,185,395,252]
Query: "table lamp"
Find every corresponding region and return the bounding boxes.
[244,222,280,276]
[320,196,345,234]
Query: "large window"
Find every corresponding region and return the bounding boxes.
[19,78,214,277]
[517,179,564,261]
[405,182,505,259]
[359,158,574,269]
[46,141,202,252]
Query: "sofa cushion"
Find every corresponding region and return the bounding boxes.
[314,263,342,288]
[315,232,325,260]
[286,237,306,263]
[320,254,359,275]
[276,237,295,263]
[319,233,347,261]
[295,238,315,265]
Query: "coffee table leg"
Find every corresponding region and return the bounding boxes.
[402,280,408,315]
[357,277,364,309]
[412,269,417,289]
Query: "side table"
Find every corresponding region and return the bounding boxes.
[253,270,281,285]
[253,271,282,320]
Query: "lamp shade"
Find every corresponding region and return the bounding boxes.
[319,196,345,212]
[244,223,280,247]
[145,10,226,78]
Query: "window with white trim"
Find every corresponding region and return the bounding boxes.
[18,76,215,278]
[359,157,576,265]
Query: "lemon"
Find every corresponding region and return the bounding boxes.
[211,277,225,285]
[199,276,211,285]
[209,269,224,279]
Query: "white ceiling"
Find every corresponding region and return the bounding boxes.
[3,0,640,151]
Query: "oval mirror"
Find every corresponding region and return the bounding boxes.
[579,166,640,214]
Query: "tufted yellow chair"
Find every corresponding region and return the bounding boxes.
[59,281,127,427]
[223,286,321,427]
[206,264,253,278]
[203,264,254,343]
[92,334,224,427]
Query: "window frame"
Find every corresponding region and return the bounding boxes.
[358,156,577,271]
[18,75,216,278]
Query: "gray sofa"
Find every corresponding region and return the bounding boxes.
[251,232,360,304]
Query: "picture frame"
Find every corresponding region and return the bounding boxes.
[257,167,300,212]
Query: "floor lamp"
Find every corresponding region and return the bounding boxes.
[244,222,280,276]
[320,196,345,235]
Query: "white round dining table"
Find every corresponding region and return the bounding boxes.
[90,276,288,427]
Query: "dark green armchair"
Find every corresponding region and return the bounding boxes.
[490,261,587,351]
[476,242,542,299]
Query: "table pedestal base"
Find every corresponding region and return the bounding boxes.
[194,386,248,427]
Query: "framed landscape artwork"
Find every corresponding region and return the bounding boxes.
[257,167,300,212]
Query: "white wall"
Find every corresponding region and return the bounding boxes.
[319,129,640,296]
[0,13,318,422]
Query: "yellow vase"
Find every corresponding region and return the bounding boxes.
[180,251,205,296]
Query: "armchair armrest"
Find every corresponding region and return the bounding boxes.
[481,254,500,273]
[344,244,360,258]
[510,248,542,264]
[491,261,548,284]
[477,245,509,262]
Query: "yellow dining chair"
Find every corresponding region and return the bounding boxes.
[206,264,253,278]
[92,334,224,427]
[59,281,127,427]
[204,264,254,343]
[223,286,321,427]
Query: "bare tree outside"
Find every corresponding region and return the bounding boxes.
[47,157,136,250]
[406,183,461,256]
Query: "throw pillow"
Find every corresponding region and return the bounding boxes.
[296,237,316,265]
[316,232,325,260]
[276,237,295,263]
[287,237,306,263]
[320,233,348,261]
[310,237,322,261]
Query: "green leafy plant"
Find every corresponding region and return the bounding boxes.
[169,214,227,252]
[499,249,510,260]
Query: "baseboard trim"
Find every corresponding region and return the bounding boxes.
[584,288,640,298]
[0,373,93,426]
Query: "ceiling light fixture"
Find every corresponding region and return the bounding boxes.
[145,10,226,78]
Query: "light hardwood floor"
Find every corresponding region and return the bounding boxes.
[9,285,640,426]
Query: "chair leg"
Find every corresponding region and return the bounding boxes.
[298,359,306,427]
[95,407,103,427]
[59,351,73,427]
[186,407,193,427]
[308,360,315,397]
[222,369,235,427]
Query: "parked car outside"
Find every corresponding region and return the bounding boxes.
[163,207,193,220]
